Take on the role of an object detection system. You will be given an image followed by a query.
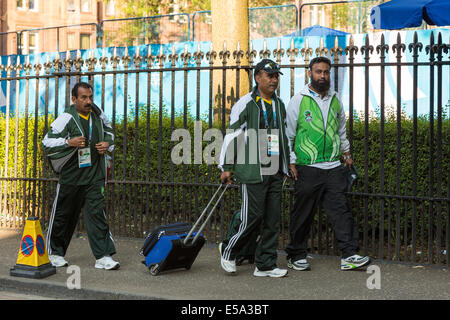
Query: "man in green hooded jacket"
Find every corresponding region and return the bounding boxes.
[218,59,290,278]
[42,82,119,270]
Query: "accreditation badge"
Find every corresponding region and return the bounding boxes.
[267,134,279,156]
[78,147,92,168]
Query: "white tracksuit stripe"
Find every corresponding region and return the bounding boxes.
[223,184,248,260]
[46,183,60,255]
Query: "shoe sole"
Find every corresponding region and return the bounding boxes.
[341,259,371,271]
[51,262,68,268]
[253,271,288,278]
[95,263,120,270]
[287,262,310,271]
[219,243,236,273]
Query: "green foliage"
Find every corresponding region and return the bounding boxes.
[0,108,448,246]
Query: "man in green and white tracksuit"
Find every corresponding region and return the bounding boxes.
[42,82,119,270]
[285,57,370,271]
[218,59,290,278]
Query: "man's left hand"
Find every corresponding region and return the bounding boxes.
[95,141,110,155]
[344,157,353,168]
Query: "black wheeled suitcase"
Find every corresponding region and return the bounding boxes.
[140,183,229,275]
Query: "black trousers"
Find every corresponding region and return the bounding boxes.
[285,165,359,260]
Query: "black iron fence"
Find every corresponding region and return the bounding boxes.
[0,31,449,266]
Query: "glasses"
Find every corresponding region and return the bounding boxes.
[262,62,280,72]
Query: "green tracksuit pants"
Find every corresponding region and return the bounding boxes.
[222,172,283,271]
[46,181,116,260]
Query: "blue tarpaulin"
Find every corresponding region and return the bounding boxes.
[286,25,349,37]
[371,0,450,30]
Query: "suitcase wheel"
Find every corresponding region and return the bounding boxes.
[150,264,160,276]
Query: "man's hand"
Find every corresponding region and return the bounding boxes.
[220,171,232,184]
[343,152,353,168]
[95,141,110,155]
[68,136,86,148]
[289,164,298,180]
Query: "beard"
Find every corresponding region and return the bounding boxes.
[310,78,330,93]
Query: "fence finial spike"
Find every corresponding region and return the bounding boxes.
[113,47,117,58]
[223,40,227,51]
[160,44,163,55]
[237,41,240,51]
[263,39,267,51]
[77,49,81,59]
[7,56,10,66]
[291,37,295,49]
[124,46,128,56]
[277,38,281,50]
[172,44,176,55]
[184,43,188,54]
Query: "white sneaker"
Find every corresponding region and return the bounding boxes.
[287,258,311,271]
[219,243,236,273]
[95,256,120,270]
[341,254,370,271]
[253,267,288,278]
[48,255,68,267]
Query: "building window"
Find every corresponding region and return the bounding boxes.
[81,0,91,13]
[67,0,76,12]
[29,32,38,54]
[105,0,115,16]
[80,34,91,49]
[17,0,26,10]
[67,33,76,50]
[29,0,37,11]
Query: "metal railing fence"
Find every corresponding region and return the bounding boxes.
[0,31,449,266]
[192,4,299,42]
[100,13,190,48]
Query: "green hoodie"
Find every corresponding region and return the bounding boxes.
[218,87,289,184]
[42,104,114,185]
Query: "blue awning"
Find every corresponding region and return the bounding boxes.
[371,0,450,30]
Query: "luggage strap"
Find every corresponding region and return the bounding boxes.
[183,183,229,245]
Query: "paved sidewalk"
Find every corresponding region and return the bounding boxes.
[0,229,449,300]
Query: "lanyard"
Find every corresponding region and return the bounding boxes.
[260,98,277,129]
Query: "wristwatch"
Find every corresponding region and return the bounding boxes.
[344,154,352,160]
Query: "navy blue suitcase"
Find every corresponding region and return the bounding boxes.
[140,184,229,275]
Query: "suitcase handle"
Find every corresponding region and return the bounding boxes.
[183,183,229,245]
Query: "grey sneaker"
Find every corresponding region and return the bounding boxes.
[253,267,288,278]
[48,255,68,267]
[287,258,310,271]
[219,243,236,273]
[341,255,370,271]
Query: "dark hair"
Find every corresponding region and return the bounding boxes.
[72,82,93,98]
[309,57,331,70]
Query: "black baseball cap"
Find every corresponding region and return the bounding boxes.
[254,59,283,77]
